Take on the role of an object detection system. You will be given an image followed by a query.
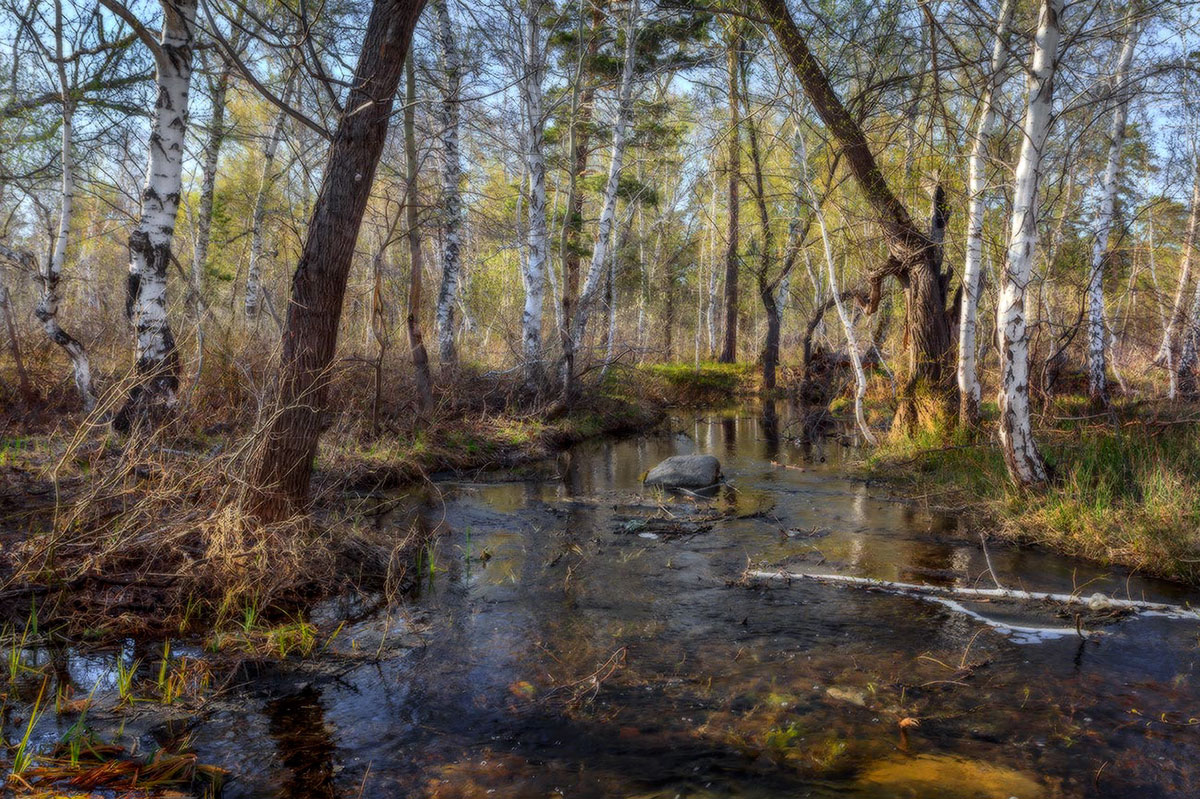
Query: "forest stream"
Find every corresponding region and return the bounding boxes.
[6,401,1200,798]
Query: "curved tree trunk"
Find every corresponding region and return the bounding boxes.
[1086,10,1140,404]
[246,0,428,521]
[1156,159,1199,392]
[997,0,1063,488]
[567,0,638,386]
[114,0,198,432]
[958,0,1013,427]
[432,0,464,370]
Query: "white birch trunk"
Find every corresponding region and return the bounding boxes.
[37,6,96,410]
[997,0,1062,486]
[958,0,1014,424]
[117,0,197,428]
[245,74,294,320]
[433,0,465,368]
[518,0,547,383]
[570,0,639,354]
[1157,160,1200,384]
[1085,12,1139,402]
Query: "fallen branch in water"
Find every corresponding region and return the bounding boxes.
[745,570,1200,621]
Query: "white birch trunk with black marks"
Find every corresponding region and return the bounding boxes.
[433,0,465,369]
[1085,12,1140,403]
[115,0,197,431]
[570,0,639,356]
[997,0,1062,487]
[958,0,1013,425]
[518,0,547,384]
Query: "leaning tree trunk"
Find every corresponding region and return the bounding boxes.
[759,0,953,430]
[404,55,435,415]
[518,0,548,387]
[718,28,741,364]
[1085,10,1139,405]
[246,0,429,521]
[567,0,638,388]
[432,0,464,370]
[958,0,1013,427]
[1156,159,1199,389]
[245,74,295,320]
[997,0,1062,488]
[113,0,197,432]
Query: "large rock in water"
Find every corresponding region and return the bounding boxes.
[644,455,721,489]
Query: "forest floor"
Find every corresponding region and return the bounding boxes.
[0,361,758,638]
[861,394,1200,585]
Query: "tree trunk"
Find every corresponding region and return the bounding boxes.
[191,51,231,317]
[1156,159,1199,390]
[758,0,952,422]
[718,29,741,364]
[37,7,97,411]
[518,0,547,387]
[432,0,464,370]
[558,0,602,405]
[997,0,1062,488]
[405,55,435,416]
[1085,10,1139,405]
[567,0,638,386]
[0,283,34,402]
[958,0,1013,427]
[245,73,295,320]
[246,0,428,521]
[113,0,197,432]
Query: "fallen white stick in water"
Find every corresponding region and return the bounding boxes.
[746,570,1200,620]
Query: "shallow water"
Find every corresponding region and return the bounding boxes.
[7,403,1200,797]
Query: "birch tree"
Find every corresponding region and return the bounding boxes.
[405,55,435,413]
[432,0,464,369]
[1156,158,1199,391]
[517,0,548,385]
[245,70,295,320]
[958,0,1013,427]
[30,0,98,410]
[1085,8,1140,404]
[104,0,198,431]
[565,0,639,402]
[997,0,1063,487]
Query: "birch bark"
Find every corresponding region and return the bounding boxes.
[114,0,197,431]
[997,0,1062,487]
[432,0,464,369]
[958,0,1013,426]
[1085,11,1140,403]
[518,0,547,385]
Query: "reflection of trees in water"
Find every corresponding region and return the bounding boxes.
[760,401,780,460]
[265,685,338,799]
[721,417,737,456]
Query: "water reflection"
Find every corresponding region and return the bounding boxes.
[8,402,1200,799]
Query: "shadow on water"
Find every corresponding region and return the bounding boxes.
[6,401,1200,798]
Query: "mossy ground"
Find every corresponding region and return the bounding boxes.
[862,395,1200,585]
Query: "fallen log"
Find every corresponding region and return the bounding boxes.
[746,569,1200,641]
